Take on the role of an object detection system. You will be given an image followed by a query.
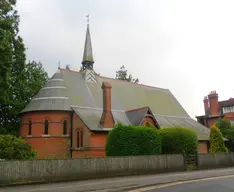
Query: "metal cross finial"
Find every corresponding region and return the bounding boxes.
[86,14,89,25]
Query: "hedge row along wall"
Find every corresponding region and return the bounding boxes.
[106,124,198,156]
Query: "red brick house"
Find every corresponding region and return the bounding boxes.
[19,23,210,159]
[196,91,234,128]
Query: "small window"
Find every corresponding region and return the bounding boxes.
[63,120,67,135]
[44,119,49,135]
[77,131,80,148]
[80,130,83,147]
[28,120,32,135]
[77,130,83,148]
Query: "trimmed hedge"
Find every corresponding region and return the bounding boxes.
[209,125,228,153]
[105,123,161,156]
[159,127,198,155]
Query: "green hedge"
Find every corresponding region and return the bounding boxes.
[159,127,198,155]
[105,123,161,156]
[0,134,37,160]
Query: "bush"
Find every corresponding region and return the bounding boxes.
[105,123,161,156]
[209,125,228,153]
[0,135,37,160]
[159,127,198,155]
[224,128,234,152]
[215,118,231,135]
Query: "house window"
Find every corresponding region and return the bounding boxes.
[223,106,234,114]
[28,119,32,135]
[63,120,67,135]
[44,119,49,135]
[77,130,83,148]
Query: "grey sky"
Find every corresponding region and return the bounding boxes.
[17,0,234,119]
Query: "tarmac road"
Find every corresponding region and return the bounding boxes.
[129,175,234,192]
[1,168,234,192]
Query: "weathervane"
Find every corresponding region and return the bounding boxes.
[86,14,90,25]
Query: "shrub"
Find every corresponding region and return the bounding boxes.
[215,118,231,135]
[0,135,37,160]
[209,125,228,153]
[159,127,198,155]
[105,123,161,156]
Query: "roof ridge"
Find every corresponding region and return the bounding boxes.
[59,68,169,91]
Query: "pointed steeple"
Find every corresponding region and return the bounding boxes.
[82,15,94,70]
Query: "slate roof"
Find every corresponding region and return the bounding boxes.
[21,69,210,140]
[82,24,94,64]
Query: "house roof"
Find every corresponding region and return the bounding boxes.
[219,99,234,108]
[21,69,210,140]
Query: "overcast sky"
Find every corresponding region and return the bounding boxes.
[17,0,234,119]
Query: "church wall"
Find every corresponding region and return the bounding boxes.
[71,113,92,158]
[20,111,71,159]
[72,126,107,158]
[198,141,209,154]
[141,116,156,127]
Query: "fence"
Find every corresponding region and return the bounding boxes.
[0,154,185,185]
[198,152,234,170]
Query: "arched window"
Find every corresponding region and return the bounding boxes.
[63,120,67,135]
[28,119,32,135]
[77,129,83,148]
[44,119,49,135]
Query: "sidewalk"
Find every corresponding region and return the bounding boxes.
[2,168,234,192]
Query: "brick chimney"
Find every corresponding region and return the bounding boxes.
[203,96,209,115]
[100,81,115,128]
[208,90,219,116]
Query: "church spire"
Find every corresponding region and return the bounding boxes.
[82,15,94,70]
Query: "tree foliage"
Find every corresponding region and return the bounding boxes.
[215,118,234,152]
[159,127,198,155]
[105,123,161,156]
[0,134,37,160]
[215,118,231,135]
[209,125,228,153]
[0,0,19,103]
[0,61,48,135]
[0,0,48,135]
[116,65,139,83]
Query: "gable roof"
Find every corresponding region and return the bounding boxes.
[126,106,159,128]
[21,69,210,140]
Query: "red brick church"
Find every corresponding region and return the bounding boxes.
[19,23,210,159]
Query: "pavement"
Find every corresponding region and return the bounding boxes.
[1,168,234,192]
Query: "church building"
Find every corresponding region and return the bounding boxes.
[19,22,210,159]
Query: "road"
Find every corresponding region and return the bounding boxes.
[129,175,234,192]
[1,168,234,192]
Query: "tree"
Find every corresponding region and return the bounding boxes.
[105,123,161,156]
[209,125,228,153]
[0,61,48,135]
[0,0,48,135]
[0,134,37,160]
[0,0,19,103]
[215,118,231,135]
[159,127,198,156]
[116,65,139,83]
[215,118,234,152]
